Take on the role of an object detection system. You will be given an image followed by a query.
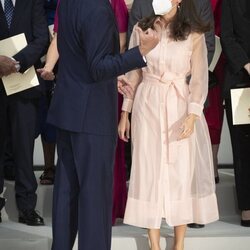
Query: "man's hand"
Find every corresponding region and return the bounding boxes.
[37,65,55,81]
[137,27,159,56]
[0,55,18,78]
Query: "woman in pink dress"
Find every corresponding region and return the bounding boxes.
[118,0,219,249]
[38,0,128,225]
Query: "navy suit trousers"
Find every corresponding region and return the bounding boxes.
[52,129,117,250]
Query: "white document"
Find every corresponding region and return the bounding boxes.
[0,33,39,95]
[209,35,222,72]
[231,87,250,125]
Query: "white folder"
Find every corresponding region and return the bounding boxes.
[0,33,39,96]
[231,87,250,125]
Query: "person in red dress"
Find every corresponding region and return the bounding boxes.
[204,0,225,183]
[110,0,129,225]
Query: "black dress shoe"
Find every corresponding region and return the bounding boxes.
[188,223,205,228]
[241,220,250,227]
[19,210,44,226]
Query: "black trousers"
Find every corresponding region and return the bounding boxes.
[0,94,6,195]
[52,129,116,250]
[0,92,38,212]
[225,97,250,210]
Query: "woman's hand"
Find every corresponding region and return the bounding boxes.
[178,113,198,140]
[117,76,134,99]
[118,111,130,142]
[37,65,55,81]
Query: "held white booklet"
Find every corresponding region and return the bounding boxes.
[231,87,250,125]
[0,33,39,95]
[209,35,222,72]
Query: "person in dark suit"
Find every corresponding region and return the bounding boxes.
[221,0,250,227]
[0,54,17,222]
[0,0,49,225]
[47,0,159,249]
[126,0,215,229]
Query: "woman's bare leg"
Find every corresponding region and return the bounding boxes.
[173,225,186,250]
[148,229,161,250]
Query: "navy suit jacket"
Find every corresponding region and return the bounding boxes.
[0,0,49,99]
[47,0,146,135]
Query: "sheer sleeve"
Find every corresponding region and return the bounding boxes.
[188,33,208,117]
[122,26,143,113]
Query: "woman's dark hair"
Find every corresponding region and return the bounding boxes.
[138,0,211,41]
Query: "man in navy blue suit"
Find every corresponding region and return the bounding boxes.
[47,0,159,249]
